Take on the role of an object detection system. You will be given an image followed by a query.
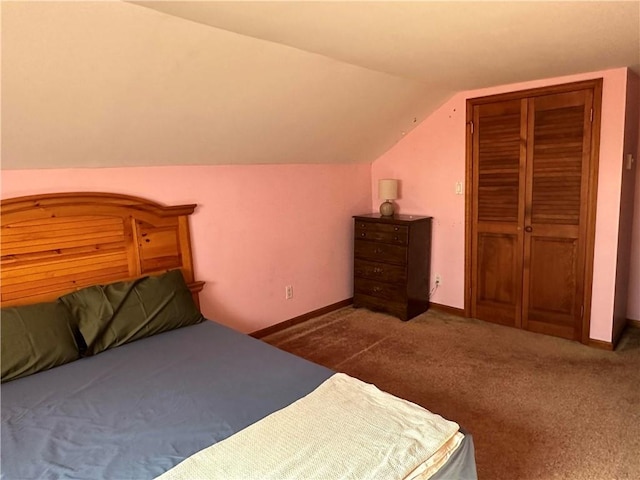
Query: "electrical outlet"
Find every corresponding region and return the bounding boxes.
[285,285,293,300]
[435,275,441,286]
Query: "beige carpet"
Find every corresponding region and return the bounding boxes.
[262,307,640,480]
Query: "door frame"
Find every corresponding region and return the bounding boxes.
[464,79,603,345]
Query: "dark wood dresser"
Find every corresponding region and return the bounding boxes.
[353,214,432,321]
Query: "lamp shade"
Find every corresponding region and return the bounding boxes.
[378,179,398,200]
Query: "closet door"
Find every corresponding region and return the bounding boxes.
[470,99,527,327]
[467,80,600,343]
[522,90,594,340]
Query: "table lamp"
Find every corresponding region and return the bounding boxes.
[378,179,398,217]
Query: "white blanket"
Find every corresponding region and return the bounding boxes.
[157,373,462,480]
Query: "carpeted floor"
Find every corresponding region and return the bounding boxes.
[262,307,640,480]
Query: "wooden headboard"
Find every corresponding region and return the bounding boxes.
[1,192,204,308]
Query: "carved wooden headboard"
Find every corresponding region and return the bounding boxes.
[1,192,204,308]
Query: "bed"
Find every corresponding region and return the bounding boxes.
[1,192,477,479]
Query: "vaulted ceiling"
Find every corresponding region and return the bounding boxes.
[2,1,639,169]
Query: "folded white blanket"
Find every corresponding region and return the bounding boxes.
[157,373,461,480]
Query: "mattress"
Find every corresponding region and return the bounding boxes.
[1,320,476,479]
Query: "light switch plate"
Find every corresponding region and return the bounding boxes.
[626,154,635,170]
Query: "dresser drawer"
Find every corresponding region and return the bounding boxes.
[354,240,407,265]
[354,259,406,283]
[355,228,407,245]
[354,221,408,235]
[355,222,408,245]
[354,277,407,303]
[353,294,408,321]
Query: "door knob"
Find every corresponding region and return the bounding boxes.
[525,226,533,232]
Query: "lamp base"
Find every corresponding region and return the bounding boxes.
[379,200,395,217]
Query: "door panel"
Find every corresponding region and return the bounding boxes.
[471,99,526,328]
[476,102,522,224]
[475,232,519,326]
[528,236,577,316]
[522,90,592,340]
[529,93,587,226]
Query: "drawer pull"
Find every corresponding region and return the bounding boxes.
[361,232,366,237]
[394,236,399,241]
[374,248,383,254]
[394,227,399,231]
[372,286,382,293]
[373,267,383,274]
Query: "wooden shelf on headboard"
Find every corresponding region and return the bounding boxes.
[1,192,203,308]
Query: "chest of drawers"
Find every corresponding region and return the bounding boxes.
[353,214,432,321]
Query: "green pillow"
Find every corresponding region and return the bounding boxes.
[60,270,203,356]
[1,301,80,383]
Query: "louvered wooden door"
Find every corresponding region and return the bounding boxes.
[521,90,594,339]
[470,99,526,328]
[468,81,600,342]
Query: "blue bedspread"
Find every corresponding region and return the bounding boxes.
[1,320,476,480]
[1,321,332,479]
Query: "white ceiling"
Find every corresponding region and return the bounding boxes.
[2,1,639,169]
[134,1,640,88]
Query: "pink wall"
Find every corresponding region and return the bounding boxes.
[1,164,371,333]
[372,68,631,342]
[625,72,640,322]
[2,68,635,341]
[613,70,638,342]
